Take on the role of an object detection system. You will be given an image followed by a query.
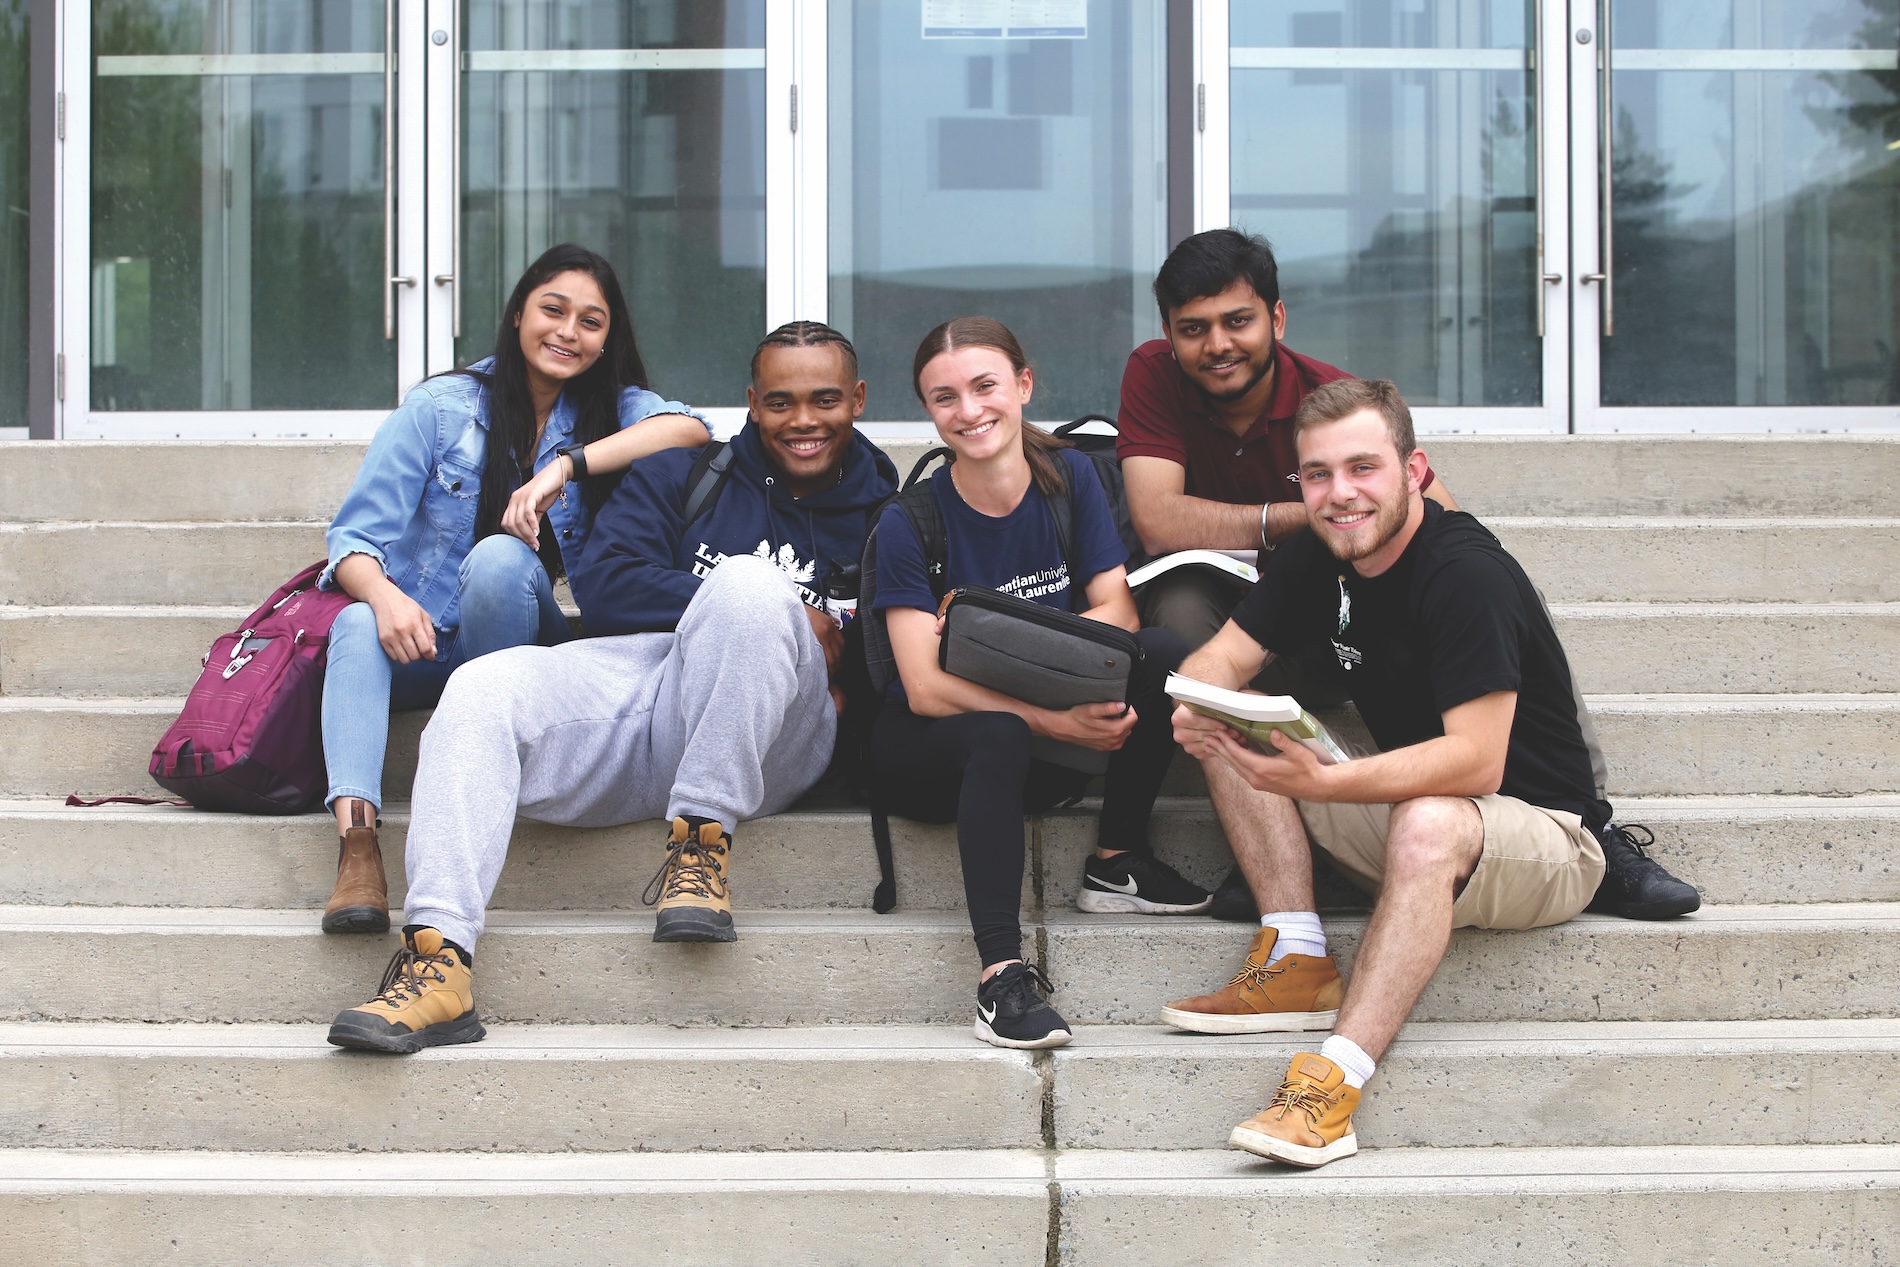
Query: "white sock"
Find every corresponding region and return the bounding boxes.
[1319,1034,1375,1089]
[1260,911,1326,963]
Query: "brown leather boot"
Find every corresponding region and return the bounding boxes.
[322,800,389,934]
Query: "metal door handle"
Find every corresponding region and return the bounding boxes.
[1533,11,1548,337]
[1580,273,1606,284]
[449,0,462,341]
[1543,273,1565,284]
[382,0,398,340]
[1596,0,1615,336]
[391,275,418,286]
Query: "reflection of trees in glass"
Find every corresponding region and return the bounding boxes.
[0,0,29,427]
[1599,109,1737,406]
[91,1,208,410]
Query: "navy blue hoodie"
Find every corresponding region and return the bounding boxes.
[572,421,898,635]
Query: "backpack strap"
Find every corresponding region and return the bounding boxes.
[1053,414,1117,438]
[679,440,735,525]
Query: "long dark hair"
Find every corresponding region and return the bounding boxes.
[460,244,650,541]
[910,316,1069,497]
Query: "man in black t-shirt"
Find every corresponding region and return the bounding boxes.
[1160,379,1694,1169]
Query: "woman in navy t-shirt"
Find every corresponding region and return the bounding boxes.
[871,317,1210,1051]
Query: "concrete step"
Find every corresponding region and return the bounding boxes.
[6,436,1897,522]
[5,1019,1894,1154]
[6,693,1893,801]
[1,795,1891,911]
[1551,603,1900,695]
[4,1144,1894,1265]
[1,903,1891,1026]
[10,602,1897,699]
[6,518,1898,608]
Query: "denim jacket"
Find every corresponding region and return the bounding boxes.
[322,359,708,635]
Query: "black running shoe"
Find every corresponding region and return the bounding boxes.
[1586,823,1701,919]
[1206,863,1260,922]
[975,961,1072,1049]
[1077,852,1213,915]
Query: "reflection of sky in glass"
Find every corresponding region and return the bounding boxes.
[1615,0,1884,50]
[1230,0,1525,50]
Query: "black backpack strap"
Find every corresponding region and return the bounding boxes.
[872,802,898,913]
[898,483,950,600]
[679,440,735,525]
[904,447,953,491]
[1053,414,1117,437]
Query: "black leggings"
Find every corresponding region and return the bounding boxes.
[869,627,1187,968]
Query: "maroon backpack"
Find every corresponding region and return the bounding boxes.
[149,562,355,813]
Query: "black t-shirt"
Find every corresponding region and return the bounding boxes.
[1230,501,1611,835]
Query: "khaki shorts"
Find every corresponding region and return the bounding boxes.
[1299,794,1606,931]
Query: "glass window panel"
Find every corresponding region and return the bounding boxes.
[461,0,765,407]
[1229,0,1539,408]
[0,0,25,428]
[1601,0,1900,407]
[91,0,394,411]
[828,0,1169,420]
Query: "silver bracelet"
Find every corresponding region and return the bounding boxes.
[1258,502,1272,552]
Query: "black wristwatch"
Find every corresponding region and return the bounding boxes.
[557,442,589,481]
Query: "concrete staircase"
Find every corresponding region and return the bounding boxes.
[1,436,1896,1264]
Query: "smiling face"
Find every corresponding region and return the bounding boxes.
[1296,408,1432,575]
[1162,279,1287,404]
[916,345,1032,463]
[514,269,610,393]
[746,343,865,496]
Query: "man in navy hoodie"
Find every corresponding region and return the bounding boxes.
[328,322,897,1053]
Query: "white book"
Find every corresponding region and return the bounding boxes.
[1125,549,1259,590]
[1165,673,1351,765]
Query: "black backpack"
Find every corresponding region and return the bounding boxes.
[1051,415,1149,573]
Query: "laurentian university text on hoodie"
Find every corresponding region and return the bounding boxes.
[571,422,898,636]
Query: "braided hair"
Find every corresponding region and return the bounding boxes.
[751,320,860,383]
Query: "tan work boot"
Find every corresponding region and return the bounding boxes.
[321,800,389,934]
[643,816,735,943]
[327,927,484,1054]
[1229,1052,1361,1167]
[1161,926,1343,1033]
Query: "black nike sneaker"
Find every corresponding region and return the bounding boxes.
[1077,852,1212,914]
[974,961,1072,1050]
[1205,863,1260,922]
[1586,823,1701,919]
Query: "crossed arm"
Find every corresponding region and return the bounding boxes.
[1171,619,1515,804]
[1123,455,1461,556]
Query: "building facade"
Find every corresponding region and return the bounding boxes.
[4,0,1899,439]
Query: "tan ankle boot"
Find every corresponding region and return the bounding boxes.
[322,800,389,934]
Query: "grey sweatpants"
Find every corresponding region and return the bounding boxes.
[401,555,838,952]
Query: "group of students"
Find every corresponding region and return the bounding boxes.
[311,231,1699,1170]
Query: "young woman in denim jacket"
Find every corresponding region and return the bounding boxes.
[318,243,711,933]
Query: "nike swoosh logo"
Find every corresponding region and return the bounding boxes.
[1092,875,1140,895]
[978,1002,997,1024]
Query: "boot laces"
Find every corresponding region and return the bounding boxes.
[1267,1076,1340,1125]
[371,942,452,1008]
[1227,958,1288,991]
[642,834,729,906]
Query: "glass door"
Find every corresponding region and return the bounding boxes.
[1216,0,1570,432]
[827,0,1170,422]
[436,0,769,414]
[81,0,422,435]
[1574,0,1900,431]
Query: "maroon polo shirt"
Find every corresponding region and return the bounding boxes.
[1115,339,1433,504]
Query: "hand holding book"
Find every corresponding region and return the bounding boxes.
[1164,673,1351,765]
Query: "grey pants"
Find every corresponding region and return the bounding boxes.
[401,555,838,952]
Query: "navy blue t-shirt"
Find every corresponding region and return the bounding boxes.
[874,447,1129,619]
